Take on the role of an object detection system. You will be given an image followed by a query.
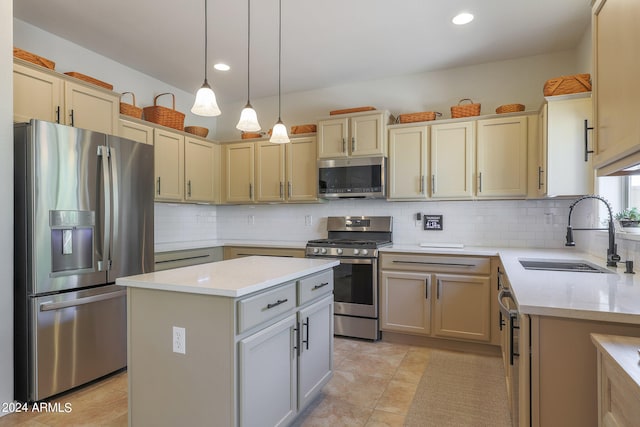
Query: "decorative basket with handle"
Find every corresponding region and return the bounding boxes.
[120,92,143,119]
[451,99,481,118]
[143,93,185,131]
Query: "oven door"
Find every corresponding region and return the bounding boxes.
[331,257,377,318]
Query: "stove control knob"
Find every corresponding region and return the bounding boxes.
[312,247,319,254]
[353,249,360,255]
[336,248,343,255]
[320,248,327,254]
[361,249,369,256]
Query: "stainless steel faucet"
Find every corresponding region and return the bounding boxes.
[565,195,620,267]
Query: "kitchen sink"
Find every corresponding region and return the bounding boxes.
[518,258,614,274]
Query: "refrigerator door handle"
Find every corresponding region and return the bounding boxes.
[98,145,111,272]
[109,145,119,272]
[39,289,126,311]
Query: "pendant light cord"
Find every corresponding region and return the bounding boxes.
[246,0,251,104]
[204,0,208,83]
[277,0,282,121]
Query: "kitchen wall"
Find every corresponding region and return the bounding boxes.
[1,0,14,413]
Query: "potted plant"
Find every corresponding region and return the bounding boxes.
[614,207,640,233]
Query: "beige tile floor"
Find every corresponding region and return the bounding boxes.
[0,337,428,427]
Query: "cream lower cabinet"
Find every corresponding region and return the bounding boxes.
[380,253,492,344]
[430,121,475,199]
[255,137,318,202]
[13,60,119,134]
[387,126,429,200]
[476,116,528,198]
[318,111,388,158]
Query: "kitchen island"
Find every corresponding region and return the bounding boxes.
[117,256,338,427]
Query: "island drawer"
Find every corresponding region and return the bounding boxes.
[298,269,334,305]
[237,282,296,333]
[380,253,491,275]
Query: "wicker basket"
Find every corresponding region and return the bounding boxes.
[143,93,185,131]
[290,124,317,134]
[119,92,143,119]
[329,106,376,115]
[543,74,591,96]
[184,126,209,138]
[64,72,113,90]
[397,111,442,123]
[495,104,525,114]
[451,99,481,118]
[241,131,265,139]
[13,47,55,70]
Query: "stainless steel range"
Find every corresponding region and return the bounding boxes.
[305,216,392,340]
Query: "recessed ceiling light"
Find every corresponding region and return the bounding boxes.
[214,63,230,71]
[452,12,474,25]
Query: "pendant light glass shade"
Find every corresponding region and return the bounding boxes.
[192,0,221,117]
[270,0,289,144]
[270,120,290,144]
[236,0,261,131]
[237,104,261,131]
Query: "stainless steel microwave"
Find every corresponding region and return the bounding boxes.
[318,157,386,199]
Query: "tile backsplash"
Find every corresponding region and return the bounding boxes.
[155,198,582,249]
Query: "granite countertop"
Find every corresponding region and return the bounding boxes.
[382,245,640,325]
[117,256,338,297]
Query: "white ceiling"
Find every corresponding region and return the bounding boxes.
[13,0,592,104]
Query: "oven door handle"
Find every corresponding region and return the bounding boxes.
[321,257,374,265]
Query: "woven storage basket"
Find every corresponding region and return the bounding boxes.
[241,132,264,139]
[184,126,209,138]
[64,72,113,90]
[119,92,143,119]
[290,124,317,134]
[543,74,591,96]
[451,99,481,118]
[398,111,442,123]
[13,47,55,70]
[329,106,376,115]
[495,104,525,114]
[143,93,185,131]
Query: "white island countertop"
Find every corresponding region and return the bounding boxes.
[117,256,339,297]
[381,245,640,325]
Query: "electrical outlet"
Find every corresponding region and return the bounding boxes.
[305,215,313,226]
[248,214,255,225]
[173,326,186,354]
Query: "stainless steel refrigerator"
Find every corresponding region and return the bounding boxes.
[14,119,154,402]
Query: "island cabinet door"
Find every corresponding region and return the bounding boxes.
[298,295,334,411]
[239,314,297,427]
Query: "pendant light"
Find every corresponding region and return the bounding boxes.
[191,0,221,116]
[270,0,289,143]
[236,0,261,131]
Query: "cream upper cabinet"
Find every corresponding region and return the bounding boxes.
[223,142,255,203]
[255,141,286,202]
[592,0,640,174]
[476,116,528,198]
[13,60,119,135]
[537,94,594,197]
[119,119,153,145]
[154,128,184,202]
[318,111,388,158]
[388,126,429,200]
[286,137,318,201]
[430,121,475,199]
[185,136,218,203]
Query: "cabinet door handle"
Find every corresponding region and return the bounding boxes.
[280,182,284,199]
[391,260,476,268]
[55,106,60,124]
[288,181,292,198]
[69,109,75,127]
[266,298,288,309]
[351,137,356,152]
[478,172,483,193]
[187,180,192,197]
[342,138,346,153]
[302,317,310,350]
[293,322,300,357]
[419,175,424,194]
[425,278,429,299]
[436,279,441,300]
[538,166,544,190]
[584,119,594,162]
[432,174,436,194]
[156,177,161,195]
[249,183,253,199]
[312,282,329,290]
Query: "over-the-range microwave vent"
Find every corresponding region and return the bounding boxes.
[318,157,386,199]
